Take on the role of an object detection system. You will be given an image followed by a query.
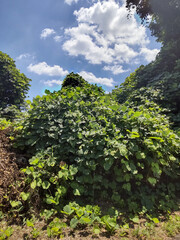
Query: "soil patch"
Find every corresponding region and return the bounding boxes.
[0,128,25,211]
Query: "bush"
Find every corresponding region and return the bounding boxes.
[17,83,180,214]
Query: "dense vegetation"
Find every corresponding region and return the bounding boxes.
[113,0,180,129]
[0,0,180,239]
[15,81,179,214]
[0,51,31,111]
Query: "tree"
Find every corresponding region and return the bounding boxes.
[61,72,88,89]
[126,0,180,43]
[116,0,180,128]
[0,51,31,109]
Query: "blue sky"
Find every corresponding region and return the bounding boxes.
[0,0,161,100]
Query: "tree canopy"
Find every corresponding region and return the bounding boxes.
[0,51,31,109]
[112,0,180,128]
[61,72,88,89]
[126,0,180,43]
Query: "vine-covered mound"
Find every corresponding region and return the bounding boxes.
[16,82,180,214]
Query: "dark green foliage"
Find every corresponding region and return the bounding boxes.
[121,1,180,129]
[126,0,180,43]
[112,41,180,128]
[61,72,88,89]
[17,84,180,214]
[0,51,31,109]
[21,151,78,207]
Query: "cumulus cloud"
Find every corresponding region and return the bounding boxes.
[28,62,68,76]
[63,27,113,64]
[40,28,56,39]
[103,64,129,75]
[65,0,79,5]
[79,71,115,87]
[43,79,63,87]
[140,47,160,62]
[62,0,159,70]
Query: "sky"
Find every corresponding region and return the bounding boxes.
[0,0,161,100]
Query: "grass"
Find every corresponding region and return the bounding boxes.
[0,211,179,239]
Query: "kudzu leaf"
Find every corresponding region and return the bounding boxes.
[80,217,91,224]
[29,158,39,165]
[136,152,146,159]
[148,177,157,186]
[70,166,78,175]
[119,144,128,157]
[42,181,51,189]
[131,216,139,223]
[46,197,57,205]
[30,180,37,189]
[70,218,78,228]
[73,189,81,196]
[20,192,30,201]
[152,218,159,224]
[58,171,63,178]
[93,225,100,234]
[104,160,113,171]
[10,201,22,208]
[62,205,74,215]
[122,183,131,192]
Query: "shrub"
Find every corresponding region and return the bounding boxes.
[17,83,180,213]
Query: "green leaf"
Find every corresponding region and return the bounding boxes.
[45,89,51,94]
[119,144,128,157]
[136,152,146,159]
[70,218,78,229]
[93,225,101,234]
[62,205,74,215]
[20,192,30,201]
[80,217,91,224]
[42,181,51,189]
[148,177,157,186]
[104,159,113,171]
[69,166,78,175]
[131,216,139,223]
[149,137,164,142]
[122,183,131,192]
[29,158,39,165]
[26,219,34,227]
[73,189,81,196]
[58,171,63,178]
[152,218,159,224]
[30,180,37,189]
[46,197,57,205]
[10,201,22,208]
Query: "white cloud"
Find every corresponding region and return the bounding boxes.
[40,28,56,39]
[140,48,160,62]
[103,64,129,75]
[73,0,148,46]
[63,28,113,64]
[54,35,62,42]
[28,62,68,76]
[65,0,79,5]
[79,71,115,87]
[43,79,63,87]
[62,0,159,70]
[16,53,32,60]
[114,44,138,63]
